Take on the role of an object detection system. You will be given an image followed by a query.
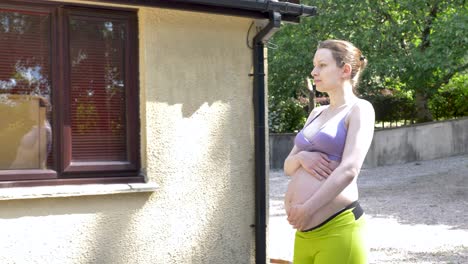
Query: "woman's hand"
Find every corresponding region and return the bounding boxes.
[287,203,311,230]
[297,151,337,181]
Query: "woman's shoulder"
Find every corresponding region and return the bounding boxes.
[353,98,374,112]
[307,105,327,119]
[345,99,375,122]
[310,105,328,115]
[346,98,375,125]
[303,105,327,126]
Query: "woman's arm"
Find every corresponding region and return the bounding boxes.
[283,145,302,176]
[287,100,375,229]
[284,148,334,180]
[284,106,335,179]
[283,105,321,177]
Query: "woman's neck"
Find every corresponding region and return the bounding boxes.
[328,82,356,110]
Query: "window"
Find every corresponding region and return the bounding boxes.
[0,1,141,187]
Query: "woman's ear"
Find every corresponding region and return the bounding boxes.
[342,63,352,79]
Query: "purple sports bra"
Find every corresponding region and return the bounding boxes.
[294,104,355,161]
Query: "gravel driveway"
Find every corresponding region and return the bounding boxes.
[268,154,468,263]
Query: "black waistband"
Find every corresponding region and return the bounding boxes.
[301,201,363,232]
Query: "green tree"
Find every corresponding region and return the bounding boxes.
[429,73,468,119]
[268,0,467,131]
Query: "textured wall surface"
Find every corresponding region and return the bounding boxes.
[141,6,256,264]
[0,2,257,264]
[270,117,468,169]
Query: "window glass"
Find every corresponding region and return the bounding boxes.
[69,17,127,162]
[0,9,52,170]
[0,3,140,185]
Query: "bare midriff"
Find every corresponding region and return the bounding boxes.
[284,163,359,231]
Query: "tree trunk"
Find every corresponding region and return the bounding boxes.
[308,89,316,113]
[306,77,315,113]
[415,90,433,123]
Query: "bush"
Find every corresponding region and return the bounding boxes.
[429,74,468,120]
[362,93,416,125]
[269,96,307,133]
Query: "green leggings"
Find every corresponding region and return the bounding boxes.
[293,202,368,264]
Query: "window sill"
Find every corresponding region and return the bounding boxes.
[0,182,158,201]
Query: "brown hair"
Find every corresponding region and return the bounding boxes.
[317,39,367,93]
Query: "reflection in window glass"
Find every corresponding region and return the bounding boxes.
[69,17,127,162]
[0,10,52,170]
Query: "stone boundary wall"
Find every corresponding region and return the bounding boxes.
[269,117,468,170]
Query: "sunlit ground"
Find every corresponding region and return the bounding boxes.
[366,216,468,264]
[268,155,468,263]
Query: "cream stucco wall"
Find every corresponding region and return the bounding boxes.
[0,2,258,263]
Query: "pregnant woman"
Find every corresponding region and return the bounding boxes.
[283,40,375,263]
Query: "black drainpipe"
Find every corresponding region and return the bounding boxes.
[250,3,316,263]
[252,11,281,264]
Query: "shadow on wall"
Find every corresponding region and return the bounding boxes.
[141,16,256,261]
[144,96,256,261]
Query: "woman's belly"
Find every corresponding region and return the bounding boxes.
[284,167,358,230]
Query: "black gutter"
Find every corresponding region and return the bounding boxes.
[252,11,281,264]
[89,0,317,23]
[167,0,317,17]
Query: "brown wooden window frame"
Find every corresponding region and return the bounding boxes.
[0,0,142,188]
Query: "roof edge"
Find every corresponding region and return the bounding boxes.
[87,0,317,23]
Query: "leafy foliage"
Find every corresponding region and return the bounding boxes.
[269,96,307,133]
[362,92,416,126]
[429,73,468,119]
[268,0,468,132]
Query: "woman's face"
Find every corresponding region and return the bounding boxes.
[311,48,343,93]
